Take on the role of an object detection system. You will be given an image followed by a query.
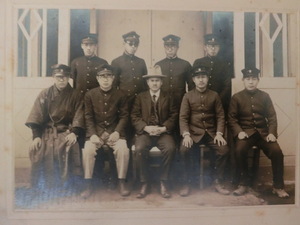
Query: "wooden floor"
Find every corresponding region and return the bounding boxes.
[14,180,295,210]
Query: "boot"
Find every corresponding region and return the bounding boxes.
[80,179,93,199]
[214,180,230,195]
[233,185,248,196]
[119,179,130,197]
[179,184,190,197]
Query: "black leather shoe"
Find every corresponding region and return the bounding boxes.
[179,184,190,197]
[80,180,93,199]
[136,183,149,199]
[160,181,171,198]
[119,179,130,197]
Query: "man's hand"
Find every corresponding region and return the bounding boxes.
[182,135,193,148]
[238,131,248,140]
[144,126,160,136]
[155,126,167,135]
[214,133,227,146]
[107,131,120,146]
[90,134,104,148]
[65,132,77,146]
[29,137,42,152]
[266,133,277,142]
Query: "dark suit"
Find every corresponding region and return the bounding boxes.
[131,91,178,182]
[228,88,284,188]
[179,88,229,182]
[193,56,232,114]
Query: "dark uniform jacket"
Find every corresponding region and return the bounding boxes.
[131,91,178,135]
[26,84,84,138]
[155,57,192,103]
[71,56,108,94]
[84,87,128,138]
[228,88,278,138]
[193,56,232,112]
[179,88,225,143]
[111,53,148,98]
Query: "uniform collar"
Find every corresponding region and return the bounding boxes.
[99,87,114,94]
[166,55,178,60]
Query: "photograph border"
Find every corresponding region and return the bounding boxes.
[1,0,299,224]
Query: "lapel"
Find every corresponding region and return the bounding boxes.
[157,91,167,117]
[145,92,152,117]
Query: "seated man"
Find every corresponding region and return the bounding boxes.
[25,64,83,190]
[179,65,230,197]
[228,67,289,198]
[131,65,178,199]
[80,64,130,198]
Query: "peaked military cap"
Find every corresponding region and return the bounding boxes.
[122,31,140,42]
[204,33,220,45]
[192,65,209,77]
[163,34,181,44]
[51,64,71,76]
[143,65,166,79]
[81,33,98,44]
[97,64,114,76]
[241,67,260,78]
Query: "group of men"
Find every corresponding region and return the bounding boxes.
[25,31,289,200]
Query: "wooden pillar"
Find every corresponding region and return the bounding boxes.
[58,9,70,65]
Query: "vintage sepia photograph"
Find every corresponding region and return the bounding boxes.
[0,0,299,224]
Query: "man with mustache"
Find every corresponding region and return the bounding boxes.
[131,65,178,199]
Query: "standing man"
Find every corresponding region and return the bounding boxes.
[80,64,130,198]
[131,65,178,199]
[193,34,232,114]
[111,31,148,106]
[25,64,84,190]
[71,33,108,94]
[228,67,289,198]
[154,34,192,108]
[179,65,230,197]
[70,33,108,156]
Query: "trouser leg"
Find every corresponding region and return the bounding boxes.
[111,139,130,179]
[82,141,98,179]
[157,134,176,181]
[134,134,152,183]
[235,136,257,186]
[258,139,284,189]
[206,138,230,181]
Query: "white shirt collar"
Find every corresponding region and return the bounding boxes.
[149,90,161,99]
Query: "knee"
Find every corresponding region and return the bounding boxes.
[218,145,230,156]
[179,144,189,156]
[83,141,97,157]
[269,147,284,159]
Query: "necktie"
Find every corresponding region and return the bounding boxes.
[152,94,156,103]
[152,94,159,124]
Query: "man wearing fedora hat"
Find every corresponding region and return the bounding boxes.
[228,67,289,198]
[178,65,230,197]
[131,65,178,199]
[25,64,84,190]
